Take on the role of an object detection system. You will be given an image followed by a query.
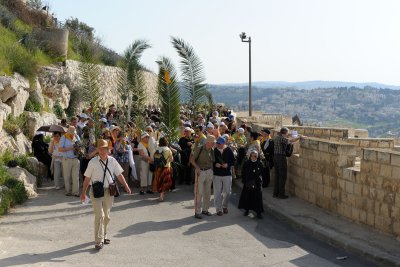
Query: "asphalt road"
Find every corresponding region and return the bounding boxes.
[0,182,384,267]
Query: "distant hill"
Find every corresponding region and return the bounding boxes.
[217,81,400,90]
[207,84,400,137]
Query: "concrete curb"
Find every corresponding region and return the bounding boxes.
[233,179,400,267]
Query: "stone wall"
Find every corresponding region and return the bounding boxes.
[348,138,395,157]
[63,60,158,108]
[287,139,400,237]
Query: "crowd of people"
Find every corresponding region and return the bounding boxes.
[31,104,303,250]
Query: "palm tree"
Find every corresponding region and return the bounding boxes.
[171,37,209,119]
[156,57,180,141]
[117,40,151,129]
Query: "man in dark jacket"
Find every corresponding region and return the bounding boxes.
[178,127,194,184]
[213,136,235,216]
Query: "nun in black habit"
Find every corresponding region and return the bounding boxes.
[238,150,264,218]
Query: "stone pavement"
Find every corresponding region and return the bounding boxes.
[0,181,344,267]
[233,179,400,267]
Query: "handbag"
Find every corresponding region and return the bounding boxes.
[91,158,107,198]
[100,158,120,197]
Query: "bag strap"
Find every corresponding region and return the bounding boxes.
[194,145,204,163]
[90,156,108,185]
[99,157,115,182]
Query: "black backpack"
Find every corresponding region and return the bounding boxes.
[153,149,167,168]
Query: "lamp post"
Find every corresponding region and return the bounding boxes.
[239,32,252,117]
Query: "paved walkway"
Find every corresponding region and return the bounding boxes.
[233,180,400,267]
[0,182,342,267]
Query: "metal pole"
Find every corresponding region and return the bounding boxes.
[248,37,252,117]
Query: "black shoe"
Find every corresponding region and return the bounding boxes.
[244,210,249,216]
[146,190,154,194]
[273,194,278,198]
[139,190,145,195]
[217,211,223,216]
[202,211,212,216]
[194,213,203,219]
[278,195,289,199]
[257,213,263,219]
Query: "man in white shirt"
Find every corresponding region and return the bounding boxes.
[81,139,131,250]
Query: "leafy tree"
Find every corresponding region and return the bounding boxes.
[171,37,209,119]
[156,57,180,142]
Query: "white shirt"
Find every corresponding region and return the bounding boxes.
[84,156,123,187]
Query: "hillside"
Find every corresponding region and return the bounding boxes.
[208,85,400,137]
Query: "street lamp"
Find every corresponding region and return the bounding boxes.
[239,32,252,117]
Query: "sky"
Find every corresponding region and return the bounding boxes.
[45,0,400,85]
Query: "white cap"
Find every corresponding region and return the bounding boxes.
[184,127,191,131]
[237,127,245,134]
[99,118,107,123]
[207,122,214,128]
[141,132,150,139]
[80,113,88,119]
[219,122,226,126]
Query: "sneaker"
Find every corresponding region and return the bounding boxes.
[139,190,145,195]
[223,208,228,214]
[217,211,223,216]
[146,190,154,194]
[194,213,203,219]
[244,210,249,216]
[202,211,212,216]
[65,193,72,196]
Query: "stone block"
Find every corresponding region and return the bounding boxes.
[360,210,367,224]
[343,205,352,219]
[308,139,319,151]
[377,189,385,202]
[391,154,400,167]
[382,179,397,193]
[364,149,377,162]
[380,203,390,217]
[395,194,400,208]
[359,140,370,147]
[328,143,338,154]
[392,167,400,179]
[360,161,371,173]
[314,128,323,136]
[354,183,362,196]
[352,208,360,221]
[308,192,316,204]
[379,165,392,178]
[323,186,332,198]
[377,151,391,164]
[371,163,380,176]
[367,213,375,226]
[393,221,400,237]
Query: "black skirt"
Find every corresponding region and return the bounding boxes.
[238,186,264,214]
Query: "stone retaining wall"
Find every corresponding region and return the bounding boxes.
[348,138,395,157]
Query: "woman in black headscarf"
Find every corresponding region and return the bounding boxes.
[32,132,52,178]
[238,150,264,219]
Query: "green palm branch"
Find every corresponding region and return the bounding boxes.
[78,42,102,139]
[156,57,181,142]
[117,40,151,127]
[171,37,209,118]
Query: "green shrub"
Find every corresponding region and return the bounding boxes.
[24,95,42,112]
[5,178,27,205]
[3,114,21,137]
[6,45,38,80]
[53,101,63,119]
[0,188,11,215]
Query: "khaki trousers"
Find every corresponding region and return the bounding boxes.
[90,188,114,244]
[62,158,80,195]
[140,160,152,187]
[194,169,213,214]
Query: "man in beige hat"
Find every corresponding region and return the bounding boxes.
[81,139,131,250]
[191,135,216,219]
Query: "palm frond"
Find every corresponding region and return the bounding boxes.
[171,37,208,117]
[156,57,181,142]
[118,40,151,124]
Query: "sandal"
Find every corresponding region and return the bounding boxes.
[104,239,110,244]
[95,242,103,250]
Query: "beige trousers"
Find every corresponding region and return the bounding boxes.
[194,169,213,214]
[90,188,114,244]
[140,160,153,187]
[62,158,80,195]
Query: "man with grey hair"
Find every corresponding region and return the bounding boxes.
[191,135,216,219]
[273,127,302,199]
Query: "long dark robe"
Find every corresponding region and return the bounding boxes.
[238,159,264,214]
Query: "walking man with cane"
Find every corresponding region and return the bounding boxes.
[191,135,216,219]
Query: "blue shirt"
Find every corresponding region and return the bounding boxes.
[60,135,79,159]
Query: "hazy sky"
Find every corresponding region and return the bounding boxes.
[46,0,400,85]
